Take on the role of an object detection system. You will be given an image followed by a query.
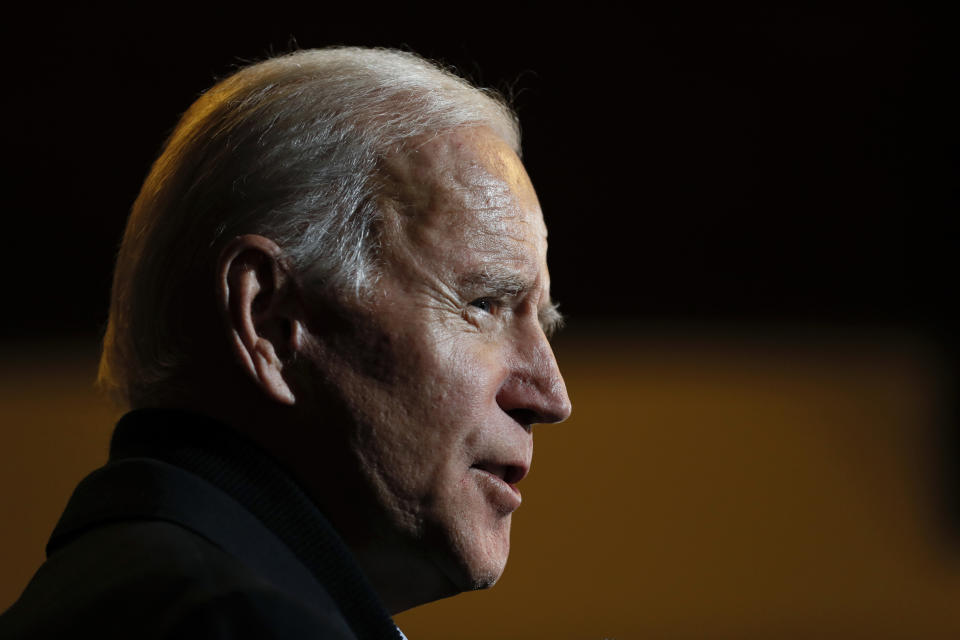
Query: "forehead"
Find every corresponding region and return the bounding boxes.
[381,127,547,271]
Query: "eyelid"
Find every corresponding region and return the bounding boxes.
[469,297,496,313]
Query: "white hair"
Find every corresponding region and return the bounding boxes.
[99,47,520,408]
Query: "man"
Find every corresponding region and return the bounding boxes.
[0,47,570,639]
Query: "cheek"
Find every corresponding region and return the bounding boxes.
[427,339,509,452]
[431,334,505,406]
[357,327,511,487]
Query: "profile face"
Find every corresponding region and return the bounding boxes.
[295,126,571,602]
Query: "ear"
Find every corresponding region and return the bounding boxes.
[216,234,301,405]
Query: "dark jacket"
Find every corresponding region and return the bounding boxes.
[0,409,402,640]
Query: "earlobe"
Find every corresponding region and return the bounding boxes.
[251,337,296,405]
[217,234,298,406]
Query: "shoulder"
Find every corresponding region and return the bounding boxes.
[2,520,354,640]
[157,584,356,640]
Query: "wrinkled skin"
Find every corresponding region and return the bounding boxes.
[292,127,571,612]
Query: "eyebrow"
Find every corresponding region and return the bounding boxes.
[538,302,565,339]
[460,271,528,297]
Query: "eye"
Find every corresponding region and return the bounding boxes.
[469,297,494,313]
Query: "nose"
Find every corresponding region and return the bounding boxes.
[495,329,572,427]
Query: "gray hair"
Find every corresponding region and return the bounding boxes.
[99,47,520,408]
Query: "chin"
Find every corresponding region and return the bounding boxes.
[446,556,506,594]
[467,571,501,591]
[438,517,512,593]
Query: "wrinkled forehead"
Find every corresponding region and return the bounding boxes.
[380,127,547,257]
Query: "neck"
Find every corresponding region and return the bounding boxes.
[140,376,460,615]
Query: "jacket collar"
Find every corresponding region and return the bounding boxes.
[50,408,401,640]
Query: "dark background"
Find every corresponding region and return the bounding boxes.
[3,5,953,341]
[3,7,960,636]
[5,6,956,514]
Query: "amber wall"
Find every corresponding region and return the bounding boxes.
[3,331,958,638]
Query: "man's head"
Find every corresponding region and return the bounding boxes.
[99,47,570,612]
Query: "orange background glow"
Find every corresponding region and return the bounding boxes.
[3,330,958,638]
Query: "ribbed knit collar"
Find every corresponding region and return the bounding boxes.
[110,408,402,640]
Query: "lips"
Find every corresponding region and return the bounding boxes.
[471,461,528,486]
[470,460,526,513]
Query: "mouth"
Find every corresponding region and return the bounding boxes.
[470,460,528,513]
[470,461,528,487]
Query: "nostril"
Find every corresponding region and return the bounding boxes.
[506,408,538,430]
